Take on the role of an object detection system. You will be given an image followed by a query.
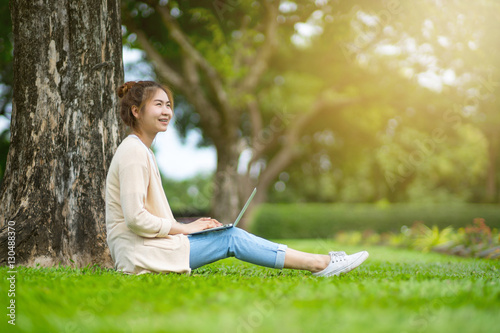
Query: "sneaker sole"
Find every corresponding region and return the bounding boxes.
[323,251,369,277]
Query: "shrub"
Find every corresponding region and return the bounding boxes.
[407,222,454,252]
[248,203,500,239]
[462,218,493,247]
[331,220,500,259]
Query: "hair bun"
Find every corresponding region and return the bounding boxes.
[117,81,136,98]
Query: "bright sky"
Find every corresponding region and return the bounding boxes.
[151,122,216,180]
[123,48,217,180]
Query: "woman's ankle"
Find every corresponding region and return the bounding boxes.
[309,255,330,273]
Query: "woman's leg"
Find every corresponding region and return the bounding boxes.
[283,248,330,273]
[188,227,287,270]
[188,227,330,272]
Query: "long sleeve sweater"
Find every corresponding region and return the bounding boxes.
[105,135,190,275]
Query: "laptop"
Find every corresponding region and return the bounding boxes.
[188,188,257,235]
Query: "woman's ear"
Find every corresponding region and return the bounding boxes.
[131,105,140,119]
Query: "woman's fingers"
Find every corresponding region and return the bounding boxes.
[201,217,222,226]
[209,218,222,226]
[194,217,223,230]
[209,219,221,227]
[210,219,222,227]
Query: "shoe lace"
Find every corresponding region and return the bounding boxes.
[330,251,347,262]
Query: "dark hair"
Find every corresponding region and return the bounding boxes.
[116,81,174,132]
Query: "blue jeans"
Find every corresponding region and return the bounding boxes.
[187,227,288,270]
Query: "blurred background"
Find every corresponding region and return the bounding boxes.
[0,0,499,238]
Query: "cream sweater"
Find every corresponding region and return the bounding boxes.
[105,135,190,275]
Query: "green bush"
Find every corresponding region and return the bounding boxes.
[332,219,500,259]
[248,203,500,239]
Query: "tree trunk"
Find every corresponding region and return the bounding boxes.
[211,140,242,225]
[0,0,124,267]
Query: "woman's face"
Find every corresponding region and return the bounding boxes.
[135,88,173,135]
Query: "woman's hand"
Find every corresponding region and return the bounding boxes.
[170,217,223,235]
[187,217,223,234]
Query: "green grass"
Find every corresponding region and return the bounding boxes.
[1,240,499,333]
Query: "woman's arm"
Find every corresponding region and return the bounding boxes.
[119,147,222,237]
[119,160,173,238]
[169,218,223,235]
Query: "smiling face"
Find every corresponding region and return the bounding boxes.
[133,88,173,138]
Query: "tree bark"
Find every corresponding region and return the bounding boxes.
[0,0,125,267]
[211,141,243,224]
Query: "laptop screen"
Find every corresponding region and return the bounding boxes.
[232,188,257,227]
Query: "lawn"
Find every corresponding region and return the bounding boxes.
[1,240,499,333]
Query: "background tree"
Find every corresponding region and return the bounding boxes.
[122,0,500,224]
[0,0,125,266]
[121,0,366,224]
[265,0,499,205]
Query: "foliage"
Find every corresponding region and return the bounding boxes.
[1,241,499,333]
[462,218,494,248]
[410,223,455,253]
[0,0,13,118]
[334,219,500,259]
[249,203,500,239]
[119,0,500,205]
[259,0,500,204]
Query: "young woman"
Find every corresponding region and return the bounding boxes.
[105,80,369,276]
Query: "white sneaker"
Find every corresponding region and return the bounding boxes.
[312,251,369,277]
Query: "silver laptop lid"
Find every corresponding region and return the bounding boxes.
[232,188,257,227]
